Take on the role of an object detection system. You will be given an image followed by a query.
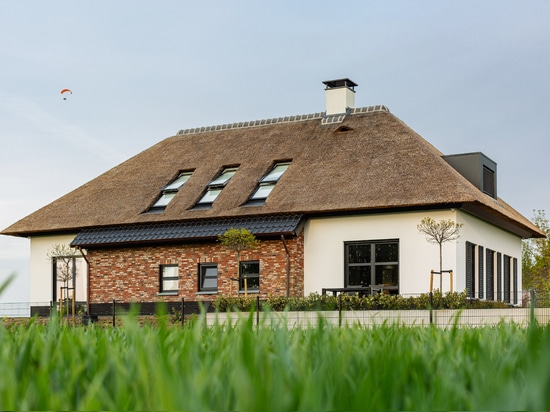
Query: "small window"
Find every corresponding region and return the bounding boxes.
[160,265,178,293]
[195,167,238,208]
[148,172,193,213]
[249,162,290,203]
[239,261,259,292]
[199,263,218,293]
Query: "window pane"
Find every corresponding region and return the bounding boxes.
[198,188,222,204]
[209,169,237,186]
[201,266,218,290]
[164,173,191,191]
[162,265,178,278]
[375,265,398,286]
[152,192,176,208]
[375,243,398,262]
[241,275,259,290]
[348,244,370,264]
[162,279,178,292]
[348,266,370,287]
[261,163,289,183]
[250,183,275,200]
[241,261,259,275]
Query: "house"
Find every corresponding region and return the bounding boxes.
[2,78,544,315]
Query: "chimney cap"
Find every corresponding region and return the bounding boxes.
[322,78,358,90]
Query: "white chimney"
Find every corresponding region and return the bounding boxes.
[323,78,357,115]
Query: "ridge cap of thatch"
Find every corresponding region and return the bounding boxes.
[176,105,390,135]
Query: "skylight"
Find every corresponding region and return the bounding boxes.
[249,162,290,203]
[147,171,192,213]
[195,167,238,208]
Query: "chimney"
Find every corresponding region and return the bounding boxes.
[322,78,358,115]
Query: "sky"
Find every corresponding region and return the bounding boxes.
[1,1,549,304]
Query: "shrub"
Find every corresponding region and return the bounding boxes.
[212,290,515,312]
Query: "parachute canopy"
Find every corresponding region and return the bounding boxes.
[60,88,72,95]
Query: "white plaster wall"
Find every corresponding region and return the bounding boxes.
[29,234,86,304]
[304,209,524,297]
[303,210,459,296]
[455,210,522,293]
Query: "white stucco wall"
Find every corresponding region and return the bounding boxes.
[303,209,523,297]
[29,234,86,304]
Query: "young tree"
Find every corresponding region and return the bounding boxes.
[218,228,259,295]
[522,210,550,297]
[47,244,81,300]
[417,217,463,291]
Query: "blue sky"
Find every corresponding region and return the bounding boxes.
[1,1,549,303]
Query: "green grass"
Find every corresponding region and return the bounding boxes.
[1,314,549,411]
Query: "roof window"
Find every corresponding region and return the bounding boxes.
[194,167,238,209]
[146,171,193,213]
[247,162,290,205]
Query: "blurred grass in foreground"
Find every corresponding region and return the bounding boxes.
[0,314,549,411]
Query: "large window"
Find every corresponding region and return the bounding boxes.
[199,264,218,293]
[148,171,193,213]
[239,261,259,292]
[195,167,238,208]
[344,240,399,292]
[160,265,178,294]
[248,162,290,205]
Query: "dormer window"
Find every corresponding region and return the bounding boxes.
[248,162,290,205]
[194,167,238,208]
[147,171,193,213]
[483,166,495,197]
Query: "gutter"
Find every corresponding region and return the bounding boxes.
[280,235,291,298]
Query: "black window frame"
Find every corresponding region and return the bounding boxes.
[194,167,238,209]
[344,239,399,292]
[483,165,495,197]
[246,161,290,206]
[465,241,476,299]
[159,264,179,294]
[147,171,193,213]
[198,263,218,293]
[239,260,260,293]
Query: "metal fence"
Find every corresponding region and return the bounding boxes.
[2,290,550,327]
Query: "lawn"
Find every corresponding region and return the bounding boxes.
[0,314,549,411]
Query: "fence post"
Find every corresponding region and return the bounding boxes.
[256,295,260,326]
[530,289,536,324]
[112,299,116,327]
[181,298,189,326]
[338,294,342,327]
[429,292,433,325]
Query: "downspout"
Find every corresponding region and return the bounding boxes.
[75,247,90,315]
[281,235,291,298]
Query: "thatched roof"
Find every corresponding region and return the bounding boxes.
[2,106,544,239]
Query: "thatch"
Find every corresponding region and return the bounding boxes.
[2,107,544,238]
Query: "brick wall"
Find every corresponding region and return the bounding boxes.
[86,234,304,304]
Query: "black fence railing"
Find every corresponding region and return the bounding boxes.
[3,290,550,326]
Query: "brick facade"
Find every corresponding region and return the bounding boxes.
[86,234,304,304]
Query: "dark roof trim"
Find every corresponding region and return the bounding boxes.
[71,214,303,248]
[176,106,389,135]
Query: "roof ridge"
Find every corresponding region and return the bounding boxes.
[176,105,390,135]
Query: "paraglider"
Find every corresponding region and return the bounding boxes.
[60,89,72,100]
